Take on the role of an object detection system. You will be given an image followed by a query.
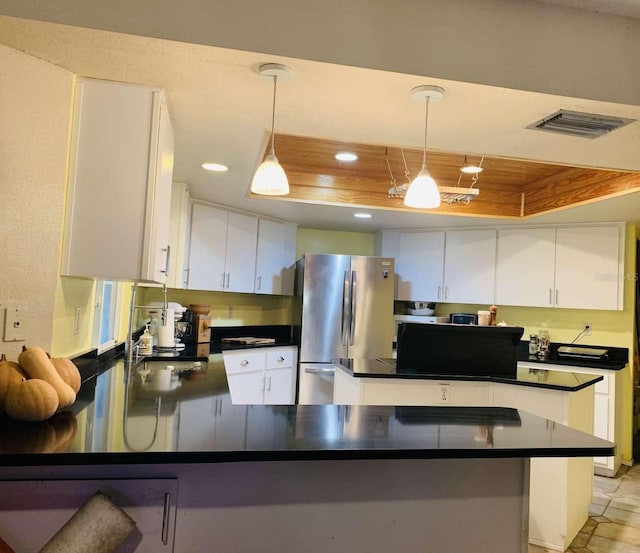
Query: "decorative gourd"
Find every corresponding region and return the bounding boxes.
[18,346,76,408]
[47,354,81,394]
[0,353,25,411]
[4,378,60,422]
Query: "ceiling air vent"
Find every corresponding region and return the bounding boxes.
[528,109,635,139]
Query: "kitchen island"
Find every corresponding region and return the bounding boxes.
[333,357,605,551]
[0,355,612,552]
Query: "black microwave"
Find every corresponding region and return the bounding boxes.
[449,312,478,325]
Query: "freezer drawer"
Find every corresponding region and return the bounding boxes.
[298,363,335,405]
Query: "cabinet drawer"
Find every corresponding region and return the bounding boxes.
[266,348,295,369]
[595,375,610,394]
[224,351,265,374]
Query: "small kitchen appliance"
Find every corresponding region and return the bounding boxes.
[180,306,211,356]
[449,313,478,325]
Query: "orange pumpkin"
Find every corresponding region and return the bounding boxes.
[0,353,25,411]
[4,378,60,422]
[18,346,75,409]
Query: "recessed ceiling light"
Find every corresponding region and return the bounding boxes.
[354,213,372,219]
[335,152,358,162]
[202,162,229,172]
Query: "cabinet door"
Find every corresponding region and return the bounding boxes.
[224,212,258,293]
[443,229,497,304]
[554,226,622,310]
[0,479,177,552]
[145,94,174,283]
[264,366,295,405]
[62,79,171,281]
[495,228,556,307]
[226,371,265,404]
[255,218,286,294]
[396,231,445,301]
[187,203,228,291]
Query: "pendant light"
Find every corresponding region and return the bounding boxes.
[404,85,445,209]
[251,63,293,196]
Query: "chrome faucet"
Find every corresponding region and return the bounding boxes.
[125,282,168,363]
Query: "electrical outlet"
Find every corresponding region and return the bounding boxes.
[584,323,592,336]
[4,307,26,342]
[438,384,450,404]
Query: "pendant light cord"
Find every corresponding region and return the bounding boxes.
[270,74,278,156]
[422,97,430,170]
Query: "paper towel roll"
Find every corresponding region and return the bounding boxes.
[157,309,175,347]
[38,492,136,553]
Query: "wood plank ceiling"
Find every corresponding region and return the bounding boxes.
[248,134,640,219]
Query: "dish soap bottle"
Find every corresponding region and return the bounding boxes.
[140,323,153,355]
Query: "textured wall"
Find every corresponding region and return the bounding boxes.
[0,45,73,359]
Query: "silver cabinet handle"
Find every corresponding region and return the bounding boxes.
[225,273,230,288]
[240,360,249,367]
[437,285,441,299]
[555,289,559,305]
[257,275,262,291]
[261,377,265,392]
[277,356,284,363]
[445,286,449,300]
[221,273,226,288]
[184,267,190,288]
[267,376,272,391]
[305,367,336,374]
[161,492,171,545]
[549,288,552,305]
[160,245,171,276]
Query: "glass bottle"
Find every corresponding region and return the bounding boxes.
[528,334,539,355]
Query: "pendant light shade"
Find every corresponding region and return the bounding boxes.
[251,152,289,195]
[404,85,445,209]
[404,167,440,208]
[251,63,293,196]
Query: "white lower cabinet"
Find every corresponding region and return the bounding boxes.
[0,479,177,552]
[223,346,298,405]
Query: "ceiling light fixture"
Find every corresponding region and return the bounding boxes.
[404,85,444,209]
[354,212,372,219]
[250,63,293,196]
[460,155,483,175]
[336,152,358,162]
[202,162,229,172]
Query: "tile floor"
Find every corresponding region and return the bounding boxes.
[529,464,640,552]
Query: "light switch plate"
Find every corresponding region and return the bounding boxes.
[4,307,26,342]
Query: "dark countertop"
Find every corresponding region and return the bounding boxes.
[517,341,628,371]
[0,356,613,466]
[334,358,603,392]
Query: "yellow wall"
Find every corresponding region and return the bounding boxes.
[296,228,375,258]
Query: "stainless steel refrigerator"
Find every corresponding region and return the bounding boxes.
[294,254,395,404]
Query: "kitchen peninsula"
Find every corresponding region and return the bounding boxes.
[0,353,612,553]
[333,323,608,551]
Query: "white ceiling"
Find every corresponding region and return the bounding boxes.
[1,14,640,231]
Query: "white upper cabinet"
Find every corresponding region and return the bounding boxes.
[61,78,174,282]
[187,202,258,293]
[495,228,557,307]
[255,219,297,295]
[554,225,623,310]
[396,231,445,301]
[443,229,497,304]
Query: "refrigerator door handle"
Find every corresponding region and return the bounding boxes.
[341,270,350,346]
[349,270,356,346]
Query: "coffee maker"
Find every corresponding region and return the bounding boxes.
[181,306,211,356]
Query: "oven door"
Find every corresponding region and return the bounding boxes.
[298,363,335,404]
